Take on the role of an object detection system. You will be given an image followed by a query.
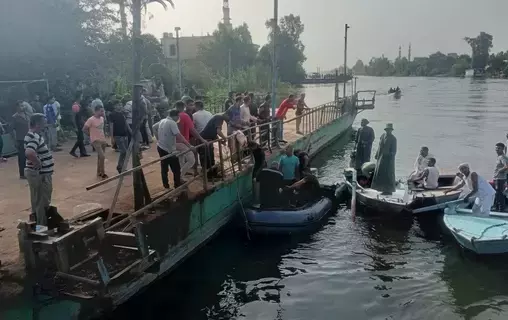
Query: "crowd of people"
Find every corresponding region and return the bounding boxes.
[2,87,314,228]
[353,118,508,215]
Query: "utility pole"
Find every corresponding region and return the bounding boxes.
[131,0,145,209]
[343,24,350,98]
[175,26,182,96]
[271,0,279,118]
[228,48,232,93]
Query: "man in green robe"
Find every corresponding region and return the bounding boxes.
[371,123,397,194]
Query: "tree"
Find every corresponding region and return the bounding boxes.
[352,60,366,75]
[464,32,493,70]
[198,23,258,74]
[365,56,394,76]
[487,51,508,76]
[260,14,307,84]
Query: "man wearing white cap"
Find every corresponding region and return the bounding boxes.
[445,163,495,215]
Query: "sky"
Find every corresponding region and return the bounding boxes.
[143,0,508,71]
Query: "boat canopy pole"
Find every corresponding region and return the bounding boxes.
[351,169,357,218]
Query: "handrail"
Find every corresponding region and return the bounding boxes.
[86,101,341,191]
[86,97,363,229]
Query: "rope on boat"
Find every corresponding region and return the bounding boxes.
[470,222,508,250]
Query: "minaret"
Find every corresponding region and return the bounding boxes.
[408,43,412,62]
[398,46,402,60]
[223,0,232,28]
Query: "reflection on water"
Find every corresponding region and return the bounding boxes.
[110,77,508,320]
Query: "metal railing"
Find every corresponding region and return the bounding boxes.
[86,97,365,231]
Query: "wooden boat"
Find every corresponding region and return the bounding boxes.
[443,206,508,254]
[245,184,337,235]
[343,168,461,214]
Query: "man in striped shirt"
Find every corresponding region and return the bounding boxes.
[24,114,54,226]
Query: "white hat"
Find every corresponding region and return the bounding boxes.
[458,163,470,170]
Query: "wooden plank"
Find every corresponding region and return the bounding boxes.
[70,251,99,272]
[56,271,101,287]
[105,231,137,247]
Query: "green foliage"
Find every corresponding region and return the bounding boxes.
[352,60,366,75]
[464,32,493,70]
[198,23,258,74]
[360,32,508,78]
[260,14,307,84]
[204,66,295,114]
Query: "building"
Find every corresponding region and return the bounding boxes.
[161,0,231,61]
[161,32,213,61]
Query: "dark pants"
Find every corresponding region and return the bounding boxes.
[71,130,87,155]
[495,179,506,211]
[157,146,181,188]
[0,134,3,157]
[16,140,26,177]
[198,142,216,176]
[140,119,150,145]
[114,136,128,172]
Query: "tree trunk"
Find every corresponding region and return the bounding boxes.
[119,0,128,38]
[132,0,144,210]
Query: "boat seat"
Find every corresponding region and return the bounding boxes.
[410,186,454,192]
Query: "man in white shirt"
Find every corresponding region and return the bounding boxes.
[409,157,440,189]
[153,110,192,189]
[409,146,433,180]
[193,100,213,134]
[239,95,257,141]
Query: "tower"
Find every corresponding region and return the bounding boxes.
[398,46,402,60]
[408,43,412,62]
[223,0,232,28]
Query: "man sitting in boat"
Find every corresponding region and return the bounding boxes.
[256,161,284,209]
[294,149,310,177]
[444,163,495,215]
[409,146,433,180]
[284,169,321,206]
[408,157,439,189]
[279,145,300,185]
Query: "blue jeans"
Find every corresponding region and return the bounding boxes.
[114,136,129,172]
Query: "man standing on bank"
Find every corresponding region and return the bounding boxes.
[153,109,193,189]
[83,105,109,179]
[12,101,30,179]
[24,114,54,226]
[354,118,375,170]
[371,123,397,195]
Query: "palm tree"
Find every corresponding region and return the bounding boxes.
[130,0,175,209]
[114,0,173,38]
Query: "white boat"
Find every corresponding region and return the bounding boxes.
[443,206,508,254]
[343,168,461,215]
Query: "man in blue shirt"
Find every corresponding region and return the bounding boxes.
[279,145,300,184]
[43,96,61,152]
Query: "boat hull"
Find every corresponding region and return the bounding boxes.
[443,208,508,255]
[246,197,334,234]
[343,171,461,215]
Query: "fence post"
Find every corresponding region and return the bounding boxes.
[218,141,225,180]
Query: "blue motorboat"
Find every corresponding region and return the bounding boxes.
[443,206,508,254]
[245,197,334,235]
[246,197,334,234]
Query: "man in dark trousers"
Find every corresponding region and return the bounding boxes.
[12,101,30,179]
[354,118,375,170]
[371,123,397,195]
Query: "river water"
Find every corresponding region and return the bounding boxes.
[111,77,508,320]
